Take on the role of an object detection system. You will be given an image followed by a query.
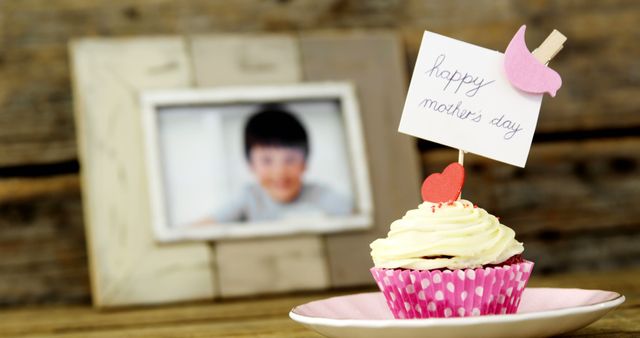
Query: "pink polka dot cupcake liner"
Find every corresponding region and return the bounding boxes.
[370,260,534,319]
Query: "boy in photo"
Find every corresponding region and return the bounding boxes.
[206,104,353,223]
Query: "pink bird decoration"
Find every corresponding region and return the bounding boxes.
[504,25,562,97]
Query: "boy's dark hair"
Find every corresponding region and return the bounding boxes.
[244,104,309,160]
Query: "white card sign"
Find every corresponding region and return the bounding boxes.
[399,31,543,167]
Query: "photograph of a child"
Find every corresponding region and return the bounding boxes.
[199,104,353,224]
[143,83,372,241]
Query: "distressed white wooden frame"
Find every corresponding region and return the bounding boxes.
[140,82,374,242]
[71,32,419,306]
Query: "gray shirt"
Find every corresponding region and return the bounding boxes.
[214,183,353,223]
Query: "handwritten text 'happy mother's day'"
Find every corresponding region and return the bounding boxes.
[418,54,523,140]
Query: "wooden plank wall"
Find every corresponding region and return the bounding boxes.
[422,139,640,274]
[1,0,639,306]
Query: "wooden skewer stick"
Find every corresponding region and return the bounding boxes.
[532,29,567,65]
[458,149,466,200]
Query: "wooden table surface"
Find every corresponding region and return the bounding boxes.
[0,269,638,338]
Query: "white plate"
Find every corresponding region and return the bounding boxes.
[289,288,624,338]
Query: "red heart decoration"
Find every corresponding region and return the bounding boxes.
[421,162,465,203]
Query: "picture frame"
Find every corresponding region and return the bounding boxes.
[70,32,420,307]
[140,82,374,242]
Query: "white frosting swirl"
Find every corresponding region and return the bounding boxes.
[370,199,523,270]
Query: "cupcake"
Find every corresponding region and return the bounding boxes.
[369,163,533,318]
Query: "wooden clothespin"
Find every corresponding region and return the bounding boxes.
[532,30,567,65]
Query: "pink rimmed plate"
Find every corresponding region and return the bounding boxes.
[289,288,624,338]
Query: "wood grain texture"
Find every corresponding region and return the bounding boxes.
[190,35,301,87]
[401,7,640,134]
[0,268,637,338]
[2,1,638,166]
[0,175,79,203]
[0,41,77,167]
[188,34,330,297]
[422,138,640,235]
[70,37,214,307]
[0,175,89,306]
[422,137,640,273]
[299,31,422,287]
[215,236,330,297]
[1,0,639,307]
